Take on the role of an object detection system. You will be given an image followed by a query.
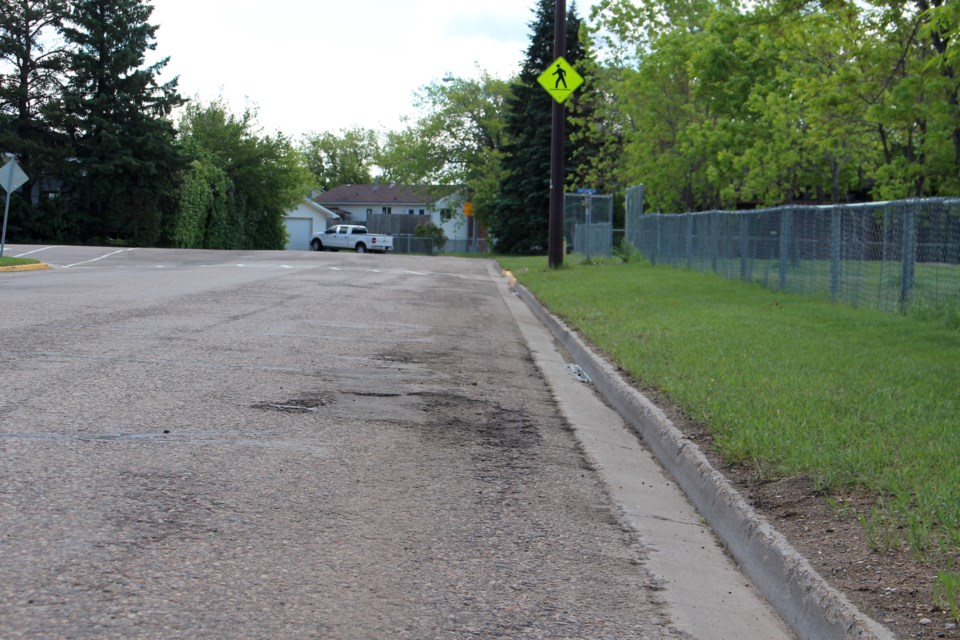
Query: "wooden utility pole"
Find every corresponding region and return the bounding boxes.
[548,0,566,268]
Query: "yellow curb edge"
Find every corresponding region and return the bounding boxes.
[0,263,50,272]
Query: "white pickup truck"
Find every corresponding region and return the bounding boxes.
[310,225,393,254]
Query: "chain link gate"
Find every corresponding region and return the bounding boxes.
[564,192,614,259]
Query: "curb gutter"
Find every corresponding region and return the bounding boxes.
[512,281,895,640]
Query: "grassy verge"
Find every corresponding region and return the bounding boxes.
[0,257,39,267]
[499,254,960,607]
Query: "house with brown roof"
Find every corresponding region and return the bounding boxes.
[312,183,441,220]
[309,182,480,249]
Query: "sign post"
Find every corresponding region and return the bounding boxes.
[0,157,29,258]
[463,201,478,251]
[550,1,566,268]
[536,1,584,268]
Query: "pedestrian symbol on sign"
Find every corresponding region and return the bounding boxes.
[552,64,567,89]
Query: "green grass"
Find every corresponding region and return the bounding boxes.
[0,256,39,267]
[661,255,960,316]
[500,255,960,603]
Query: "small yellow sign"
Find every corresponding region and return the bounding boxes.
[463,201,474,217]
[537,56,583,104]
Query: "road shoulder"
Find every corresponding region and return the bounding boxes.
[491,263,796,640]
[497,263,897,640]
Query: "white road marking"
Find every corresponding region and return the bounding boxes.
[13,246,58,257]
[63,248,135,269]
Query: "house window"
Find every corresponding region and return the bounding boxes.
[408,209,414,215]
[366,208,373,215]
[419,209,426,215]
[440,208,453,222]
[382,206,392,214]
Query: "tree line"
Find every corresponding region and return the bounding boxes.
[0,0,600,254]
[307,0,960,251]
[585,0,960,213]
[3,0,958,252]
[0,0,310,249]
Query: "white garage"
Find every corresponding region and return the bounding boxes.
[284,217,313,251]
[283,199,340,250]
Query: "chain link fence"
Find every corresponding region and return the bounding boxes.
[629,198,960,314]
[390,235,488,255]
[564,193,614,258]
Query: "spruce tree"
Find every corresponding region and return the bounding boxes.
[57,0,184,244]
[489,0,585,254]
[0,0,73,241]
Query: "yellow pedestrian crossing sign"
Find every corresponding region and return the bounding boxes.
[537,56,583,104]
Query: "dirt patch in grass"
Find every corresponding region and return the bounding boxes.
[628,374,959,640]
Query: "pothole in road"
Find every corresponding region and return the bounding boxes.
[251,393,334,414]
[409,391,541,451]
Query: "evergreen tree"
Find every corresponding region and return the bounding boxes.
[0,0,74,242]
[489,0,586,254]
[56,0,184,244]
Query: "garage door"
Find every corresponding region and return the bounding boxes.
[284,218,313,251]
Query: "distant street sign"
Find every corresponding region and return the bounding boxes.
[537,56,583,104]
[1,157,29,257]
[0,158,28,194]
[576,188,597,195]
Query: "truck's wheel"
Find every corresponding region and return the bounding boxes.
[311,238,322,251]
[355,243,367,254]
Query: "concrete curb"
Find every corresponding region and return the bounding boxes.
[0,262,49,272]
[511,280,895,640]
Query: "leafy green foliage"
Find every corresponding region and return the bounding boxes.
[168,149,231,249]
[375,69,512,225]
[413,222,447,252]
[590,0,960,211]
[300,127,377,190]
[177,101,312,250]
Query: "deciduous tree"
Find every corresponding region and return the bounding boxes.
[177,100,312,249]
[375,69,512,222]
[300,127,377,191]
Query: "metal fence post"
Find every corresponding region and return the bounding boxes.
[653,215,661,265]
[686,214,694,269]
[779,208,791,290]
[711,212,719,273]
[831,208,842,301]
[900,203,917,312]
[740,215,749,282]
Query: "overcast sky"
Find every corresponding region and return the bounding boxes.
[150,0,600,141]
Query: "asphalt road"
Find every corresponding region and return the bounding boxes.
[0,246,788,639]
